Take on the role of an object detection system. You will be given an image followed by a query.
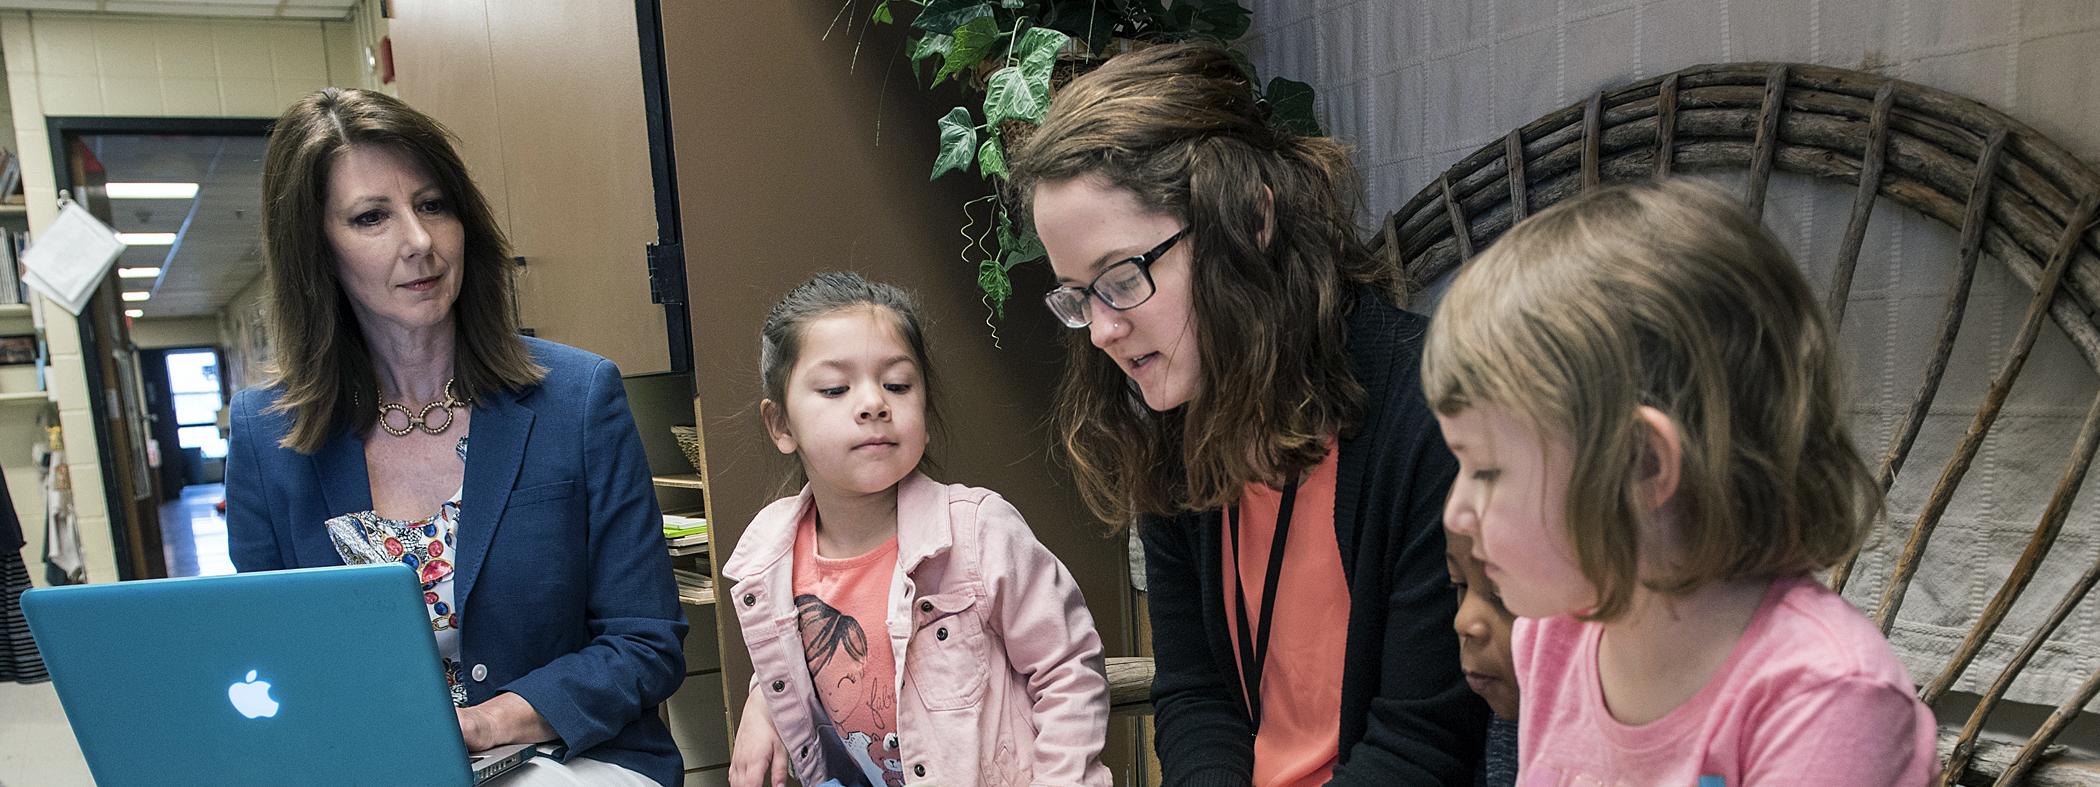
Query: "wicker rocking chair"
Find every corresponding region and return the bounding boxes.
[1379,61,2100,787]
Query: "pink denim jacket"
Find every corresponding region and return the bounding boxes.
[723,473,1111,787]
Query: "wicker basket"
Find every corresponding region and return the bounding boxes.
[669,425,704,475]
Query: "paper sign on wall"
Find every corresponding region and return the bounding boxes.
[21,202,127,316]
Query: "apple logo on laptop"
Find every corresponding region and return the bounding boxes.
[228,670,280,719]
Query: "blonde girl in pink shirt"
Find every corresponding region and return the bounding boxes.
[1421,179,1938,786]
[722,272,1110,787]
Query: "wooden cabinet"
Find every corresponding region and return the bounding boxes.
[387,0,670,375]
[664,608,730,774]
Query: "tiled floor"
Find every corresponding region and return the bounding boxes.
[0,678,91,786]
[160,483,232,578]
[0,484,229,786]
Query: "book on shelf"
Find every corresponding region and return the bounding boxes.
[662,512,708,539]
[0,228,22,306]
[672,568,714,605]
[668,542,709,557]
[0,149,18,205]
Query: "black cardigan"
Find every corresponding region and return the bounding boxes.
[1140,292,1489,785]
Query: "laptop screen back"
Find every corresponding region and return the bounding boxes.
[23,563,475,786]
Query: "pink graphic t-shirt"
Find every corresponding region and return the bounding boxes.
[1513,573,1939,786]
[792,508,904,787]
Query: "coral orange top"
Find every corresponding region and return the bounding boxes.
[1222,445,1351,787]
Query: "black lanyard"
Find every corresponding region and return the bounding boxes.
[1226,478,1299,730]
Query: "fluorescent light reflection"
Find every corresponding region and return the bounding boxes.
[106,182,200,200]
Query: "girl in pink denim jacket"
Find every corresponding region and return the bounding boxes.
[723,273,1111,787]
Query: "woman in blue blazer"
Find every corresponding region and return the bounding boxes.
[226,88,686,786]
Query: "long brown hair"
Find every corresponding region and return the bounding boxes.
[260,87,543,453]
[1006,42,1396,524]
[1421,179,1880,621]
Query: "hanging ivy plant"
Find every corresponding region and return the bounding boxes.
[850,0,1321,326]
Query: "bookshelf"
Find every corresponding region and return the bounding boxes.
[622,371,729,784]
[0,302,45,410]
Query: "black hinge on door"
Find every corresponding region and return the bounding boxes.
[646,242,685,305]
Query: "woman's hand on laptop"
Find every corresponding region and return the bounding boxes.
[457,692,558,752]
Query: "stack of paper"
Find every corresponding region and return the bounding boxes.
[664,513,708,555]
[663,513,707,537]
[672,567,714,605]
[21,203,125,315]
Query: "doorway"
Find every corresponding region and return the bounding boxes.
[50,117,271,580]
[137,345,232,578]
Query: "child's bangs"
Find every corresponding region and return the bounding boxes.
[1422,232,1569,432]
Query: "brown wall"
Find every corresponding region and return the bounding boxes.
[660,2,1139,778]
[387,0,670,374]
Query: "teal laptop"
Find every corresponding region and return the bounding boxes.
[22,563,534,786]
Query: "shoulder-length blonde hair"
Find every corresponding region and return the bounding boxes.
[1421,178,1881,621]
[259,87,543,453]
[1006,42,1399,524]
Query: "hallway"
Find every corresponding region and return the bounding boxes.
[158,483,231,578]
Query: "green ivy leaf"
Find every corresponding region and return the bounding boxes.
[1014,25,1069,64]
[912,0,992,33]
[1015,26,1069,105]
[1129,0,1172,24]
[1265,76,1324,137]
[1000,0,1025,7]
[1190,0,1252,40]
[872,0,893,24]
[931,107,979,180]
[978,136,1007,179]
[997,208,1046,265]
[995,207,1019,250]
[977,258,1012,319]
[909,32,953,64]
[1165,2,1198,32]
[1039,3,1114,54]
[982,65,1043,127]
[935,15,999,84]
[910,33,949,85]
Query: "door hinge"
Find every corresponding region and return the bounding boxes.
[646,242,685,305]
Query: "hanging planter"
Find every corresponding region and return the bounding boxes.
[858,0,1322,327]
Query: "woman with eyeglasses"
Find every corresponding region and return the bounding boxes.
[1006,42,1489,786]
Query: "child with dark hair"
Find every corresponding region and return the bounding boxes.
[722,272,1110,787]
[1446,530,1517,787]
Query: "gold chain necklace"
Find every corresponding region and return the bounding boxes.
[377,378,468,437]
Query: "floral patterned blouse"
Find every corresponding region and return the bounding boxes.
[325,436,469,706]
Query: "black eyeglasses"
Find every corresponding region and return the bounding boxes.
[1042,228,1188,328]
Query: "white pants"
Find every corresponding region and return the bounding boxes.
[489,748,661,787]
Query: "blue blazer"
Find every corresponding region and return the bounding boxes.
[225,338,687,786]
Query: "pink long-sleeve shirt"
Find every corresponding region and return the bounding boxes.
[1513,573,1938,786]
